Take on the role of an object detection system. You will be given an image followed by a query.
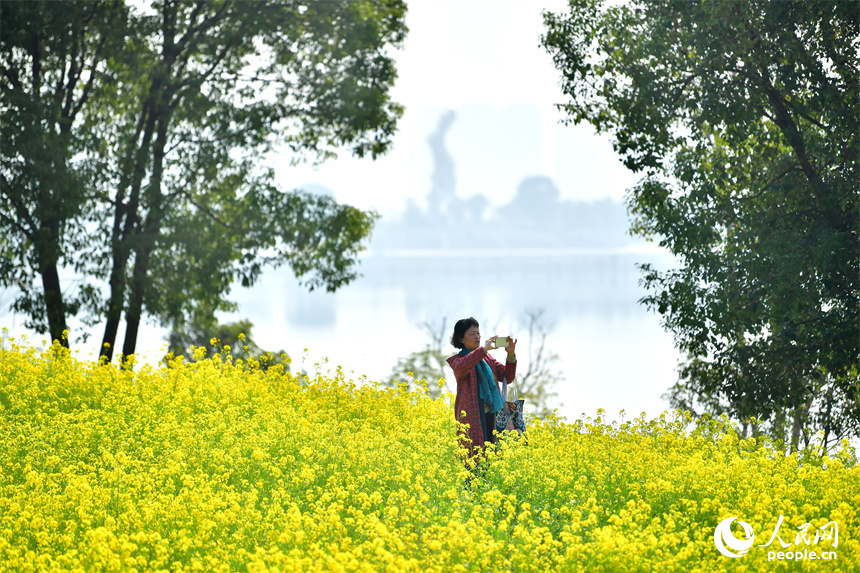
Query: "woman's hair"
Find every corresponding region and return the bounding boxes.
[451,317,479,349]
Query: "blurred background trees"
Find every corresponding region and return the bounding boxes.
[386,316,451,398]
[514,308,563,418]
[543,0,859,452]
[166,315,290,371]
[1,0,406,360]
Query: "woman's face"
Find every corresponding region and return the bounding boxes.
[461,325,481,350]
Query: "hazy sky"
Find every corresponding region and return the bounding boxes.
[276,0,640,219]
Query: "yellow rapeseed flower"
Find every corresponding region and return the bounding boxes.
[0,339,856,572]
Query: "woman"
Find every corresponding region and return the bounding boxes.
[447,317,517,456]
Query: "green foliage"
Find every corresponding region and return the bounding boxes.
[145,185,378,336]
[0,0,131,342]
[1,0,406,359]
[542,0,859,451]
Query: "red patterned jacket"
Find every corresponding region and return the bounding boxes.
[447,347,517,456]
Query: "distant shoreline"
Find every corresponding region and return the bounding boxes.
[362,244,672,258]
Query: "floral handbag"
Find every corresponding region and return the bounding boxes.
[494,377,526,434]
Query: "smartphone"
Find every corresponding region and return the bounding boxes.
[495,336,509,348]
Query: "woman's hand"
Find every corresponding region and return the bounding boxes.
[483,335,498,352]
[506,336,517,355]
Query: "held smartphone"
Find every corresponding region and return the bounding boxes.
[495,336,509,348]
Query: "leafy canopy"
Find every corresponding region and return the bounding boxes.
[542,0,859,449]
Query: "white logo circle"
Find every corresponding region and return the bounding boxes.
[714,517,755,558]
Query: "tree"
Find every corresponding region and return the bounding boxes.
[542,0,859,451]
[514,308,563,419]
[0,0,130,346]
[387,316,451,398]
[1,0,406,360]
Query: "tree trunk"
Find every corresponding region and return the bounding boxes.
[121,245,152,360]
[29,27,68,347]
[101,210,136,361]
[100,101,157,361]
[790,395,813,453]
[755,66,848,234]
[772,408,786,451]
[121,104,169,360]
[820,381,835,454]
[40,262,68,347]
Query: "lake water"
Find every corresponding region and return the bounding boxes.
[1,245,683,424]
[222,246,683,423]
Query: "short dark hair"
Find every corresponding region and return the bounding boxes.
[451,317,479,349]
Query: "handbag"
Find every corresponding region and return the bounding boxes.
[494,377,526,434]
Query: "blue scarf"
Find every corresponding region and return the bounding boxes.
[460,348,504,413]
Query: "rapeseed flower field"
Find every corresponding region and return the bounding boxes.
[1,336,857,572]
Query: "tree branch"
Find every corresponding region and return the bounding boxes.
[743,163,802,202]
[71,6,120,120]
[29,27,41,99]
[0,178,36,240]
[671,73,696,107]
[61,16,83,120]
[0,63,23,92]
[0,209,34,240]
[178,189,244,233]
[783,100,827,131]
[172,37,235,105]
[175,0,230,54]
